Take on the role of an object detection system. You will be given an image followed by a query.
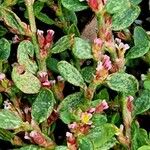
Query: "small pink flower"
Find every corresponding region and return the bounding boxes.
[37,29,45,48]
[0,73,5,81]
[95,100,109,113]
[68,122,78,129]
[38,71,48,83]
[88,107,96,113]
[66,132,73,138]
[46,30,55,44]
[37,29,54,50]
[57,76,64,81]
[101,100,109,110]
[12,35,20,43]
[3,100,12,110]
[49,80,56,86]
[96,61,103,71]
[115,38,130,51]
[94,38,103,47]
[102,55,112,70]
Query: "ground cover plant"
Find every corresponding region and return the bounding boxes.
[0,0,150,149]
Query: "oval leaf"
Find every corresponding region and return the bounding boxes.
[138,146,150,150]
[17,40,38,74]
[106,0,130,14]
[51,35,71,54]
[126,45,150,59]
[87,124,117,148]
[58,61,86,88]
[72,37,93,59]
[12,65,41,94]
[61,0,88,12]
[0,7,28,35]
[106,73,139,95]
[133,26,149,46]
[0,110,22,129]
[0,38,11,61]
[134,90,150,115]
[112,5,140,31]
[32,89,55,124]
[59,92,85,124]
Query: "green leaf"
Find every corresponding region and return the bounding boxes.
[0,128,14,141]
[130,0,142,5]
[1,0,18,7]
[18,145,43,150]
[131,122,150,150]
[59,92,86,124]
[94,88,109,100]
[58,61,86,88]
[106,73,139,95]
[51,35,71,54]
[0,7,27,35]
[81,66,94,83]
[144,80,150,90]
[46,57,59,73]
[96,137,117,150]
[0,110,23,129]
[72,37,93,59]
[61,0,88,12]
[91,114,107,127]
[133,26,149,46]
[112,5,140,31]
[68,24,80,37]
[12,65,41,94]
[106,0,130,14]
[55,146,68,150]
[138,146,150,150]
[63,7,77,24]
[87,124,117,148]
[17,40,38,74]
[34,1,44,14]
[0,38,11,61]
[126,45,150,59]
[0,25,7,37]
[78,136,94,150]
[36,12,55,25]
[134,90,150,115]
[32,89,55,124]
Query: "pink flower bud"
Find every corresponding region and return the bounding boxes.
[101,100,109,110]
[30,131,45,144]
[46,29,54,44]
[127,96,134,112]
[68,122,77,129]
[95,100,109,113]
[115,38,130,51]
[94,38,103,47]
[102,55,112,70]
[38,71,48,83]
[12,35,20,43]
[88,107,96,113]
[37,30,45,47]
[0,73,5,81]
[86,0,99,11]
[57,76,64,81]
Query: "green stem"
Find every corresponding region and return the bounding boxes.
[120,94,131,149]
[84,82,98,100]
[25,0,43,71]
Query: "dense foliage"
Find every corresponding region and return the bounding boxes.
[0,0,150,149]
